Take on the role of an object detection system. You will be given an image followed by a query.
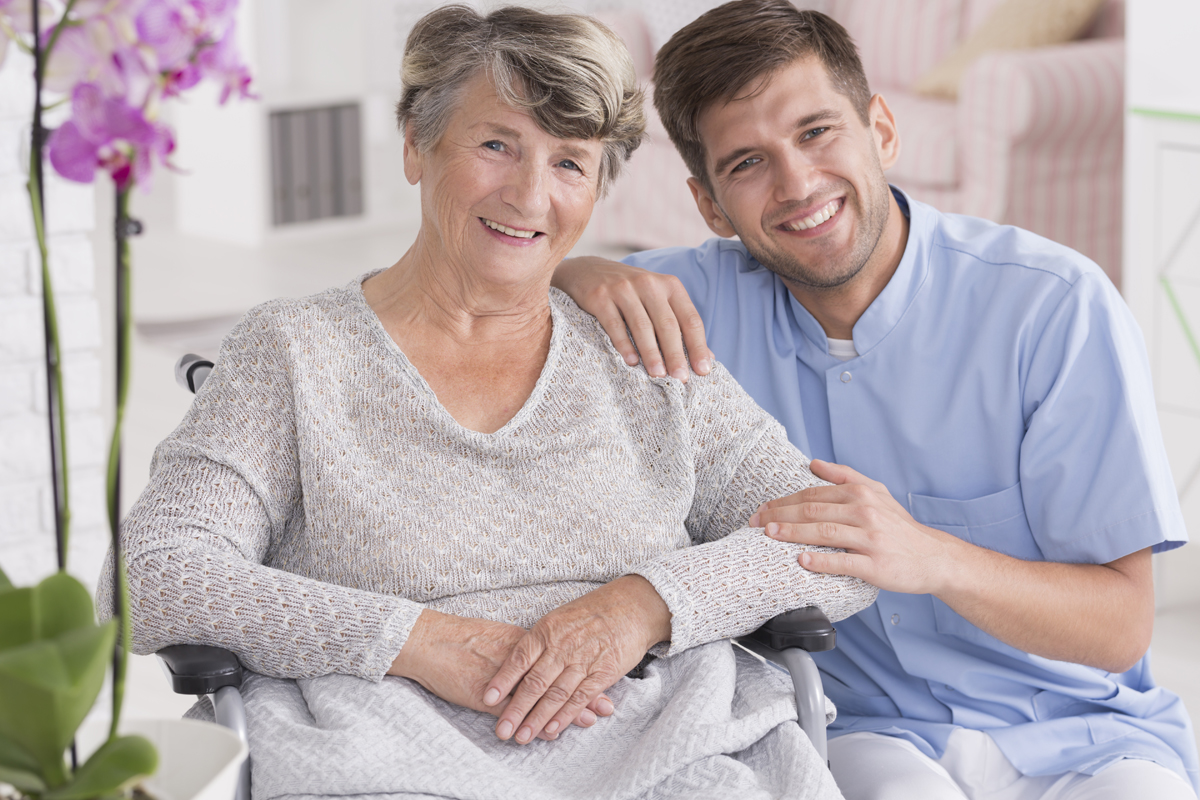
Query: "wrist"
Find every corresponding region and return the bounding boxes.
[616,575,672,651]
[927,527,987,601]
[388,608,447,680]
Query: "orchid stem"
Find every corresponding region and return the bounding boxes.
[106,185,135,742]
[30,0,71,573]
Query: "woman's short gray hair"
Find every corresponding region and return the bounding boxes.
[397,4,646,197]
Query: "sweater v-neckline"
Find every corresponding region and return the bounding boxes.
[350,271,565,438]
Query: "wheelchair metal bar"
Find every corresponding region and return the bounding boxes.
[778,648,827,765]
[736,638,828,765]
[212,685,251,800]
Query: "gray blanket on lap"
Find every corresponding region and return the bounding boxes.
[190,643,842,800]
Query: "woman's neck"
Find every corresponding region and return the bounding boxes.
[363,233,555,434]
[365,231,553,346]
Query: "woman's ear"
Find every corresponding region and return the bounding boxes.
[402,123,423,185]
[868,94,901,171]
[687,177,737,238]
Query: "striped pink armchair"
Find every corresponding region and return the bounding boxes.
[590,0,1126,285]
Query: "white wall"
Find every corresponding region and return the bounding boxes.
[1124,0,1200,609]
[0,51,110,590]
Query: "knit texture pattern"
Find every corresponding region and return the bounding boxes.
[98,276,875,798]
[100,278,874,678]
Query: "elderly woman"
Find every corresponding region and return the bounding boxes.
[104,5,877,799]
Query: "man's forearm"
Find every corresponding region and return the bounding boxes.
[932,541,1153,673]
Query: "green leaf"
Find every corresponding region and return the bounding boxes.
[0,734,48,793]
[0,621,116,787]
[0,762,47,793]
[44,735,157,800]
[0,572,95,651]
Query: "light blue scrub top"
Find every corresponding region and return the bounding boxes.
[624,189,1198,788]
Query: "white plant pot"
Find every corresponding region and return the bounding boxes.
[78,717,247,800]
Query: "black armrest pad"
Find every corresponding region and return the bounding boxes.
[157,644,244,694]
[742,606,836,653]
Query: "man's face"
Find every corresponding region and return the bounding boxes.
[689,56,900,290]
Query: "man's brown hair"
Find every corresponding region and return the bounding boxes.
[653,0,871,190]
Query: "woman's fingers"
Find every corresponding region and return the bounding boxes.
[494,656,567,742]
[511,665,590,743]
[483,632,544,709]
[540,673,612,740]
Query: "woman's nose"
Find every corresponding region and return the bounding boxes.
[501,163,550,218]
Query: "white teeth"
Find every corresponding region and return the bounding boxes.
[483,218,538,239]
[783,199,841,231]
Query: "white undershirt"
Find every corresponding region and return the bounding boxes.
[828,337,859,362]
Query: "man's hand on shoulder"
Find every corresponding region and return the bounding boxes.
[553,256,713,382]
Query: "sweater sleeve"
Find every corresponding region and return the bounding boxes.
[96,303,423,680]
[630,365,879,654]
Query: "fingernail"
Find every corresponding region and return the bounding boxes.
[497,720,514,739]
[697,358,712,374]
[597,698,614,715]
[749,512,760,527]
[484,688,501,706]
[545,720,560,734]
[767,522,779,537]
[670,368,688,382]
[517,726,533,744]
[624,353,639,366]
[580,708,597,725]
[650,364,666,377]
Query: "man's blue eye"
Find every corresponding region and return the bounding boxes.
[803,127,829,140]
[732,158,760,173]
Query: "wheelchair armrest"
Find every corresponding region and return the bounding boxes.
[742,606,836,653]
[157,644,244,695]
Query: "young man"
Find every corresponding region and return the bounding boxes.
[553,1,1198,797]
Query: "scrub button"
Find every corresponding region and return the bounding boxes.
[890,614,900,626]
[840,371,852,383]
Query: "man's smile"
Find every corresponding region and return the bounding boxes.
[778,197,843,233]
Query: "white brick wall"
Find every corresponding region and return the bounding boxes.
[0,50,108,592]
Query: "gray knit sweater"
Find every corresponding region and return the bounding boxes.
[103,276,877,681]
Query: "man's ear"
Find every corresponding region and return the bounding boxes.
[868,94,901,171]
[402,123,423,185]
[687,176,737,238]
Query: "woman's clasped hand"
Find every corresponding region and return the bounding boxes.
[389,575,671,744]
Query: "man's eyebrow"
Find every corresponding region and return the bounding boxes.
[711,108,844,177]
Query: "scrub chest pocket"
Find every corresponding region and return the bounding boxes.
[907,483,1041,647]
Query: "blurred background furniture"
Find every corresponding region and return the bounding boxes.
[590,0,1127,286]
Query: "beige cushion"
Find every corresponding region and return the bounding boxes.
[912,0,1104,99]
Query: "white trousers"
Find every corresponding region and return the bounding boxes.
[829,730,1196,800]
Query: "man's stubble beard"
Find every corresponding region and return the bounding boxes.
[721,170,892,292]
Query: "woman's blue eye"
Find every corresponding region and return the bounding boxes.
[558,159,581,172]
[483,140,505,151]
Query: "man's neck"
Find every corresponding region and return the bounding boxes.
[782,191,910,341]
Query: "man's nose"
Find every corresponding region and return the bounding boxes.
[772,149,822,205]
[501,162,550,218]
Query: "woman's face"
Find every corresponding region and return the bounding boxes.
[405,73,605,290]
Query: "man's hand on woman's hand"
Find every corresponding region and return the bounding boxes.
[552,257,712,382]
[388,611,613,740]
[483,575,672,745]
